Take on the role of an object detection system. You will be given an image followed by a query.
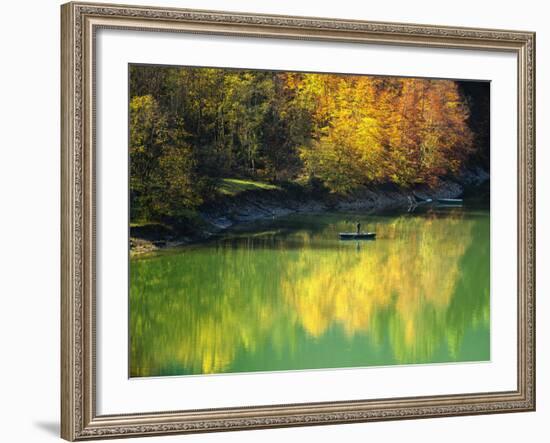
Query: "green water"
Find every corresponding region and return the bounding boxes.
[129,206,490,377]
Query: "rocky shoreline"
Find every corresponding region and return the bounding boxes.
[130,168,489,256]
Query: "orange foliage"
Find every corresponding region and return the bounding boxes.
[294,75,474,191]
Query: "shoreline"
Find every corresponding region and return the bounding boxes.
[130,168,489,256]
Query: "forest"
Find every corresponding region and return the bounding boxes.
[129,65,489,225]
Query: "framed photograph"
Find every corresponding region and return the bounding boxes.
[61,1,536,440]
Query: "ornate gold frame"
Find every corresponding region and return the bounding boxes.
[61,2,536,440]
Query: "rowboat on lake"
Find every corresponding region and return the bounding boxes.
[339,232,376,240]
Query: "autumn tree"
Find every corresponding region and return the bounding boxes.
[297,75,473,191]
[130,95,202,221]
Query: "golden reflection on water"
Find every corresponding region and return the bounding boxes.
[130,210,490,377]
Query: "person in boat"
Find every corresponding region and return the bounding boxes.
[356,222,361,234]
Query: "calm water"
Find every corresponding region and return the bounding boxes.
[129,206,490,377]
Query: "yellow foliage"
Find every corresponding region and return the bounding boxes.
[294,75,474,190]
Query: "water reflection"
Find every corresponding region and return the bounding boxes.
[130,207,490,377]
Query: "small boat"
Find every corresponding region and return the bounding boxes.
[339,232,376,240]
[437,198,463,204]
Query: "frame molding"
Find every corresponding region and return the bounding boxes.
[61,2,535,440]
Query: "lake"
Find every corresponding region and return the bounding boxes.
[129,205,490,377]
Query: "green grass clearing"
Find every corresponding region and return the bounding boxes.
[218,178,281,196]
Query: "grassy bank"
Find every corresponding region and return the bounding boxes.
[217,178,282,196]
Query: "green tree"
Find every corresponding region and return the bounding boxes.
[130,95,168,220]
[130,94,202,221]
